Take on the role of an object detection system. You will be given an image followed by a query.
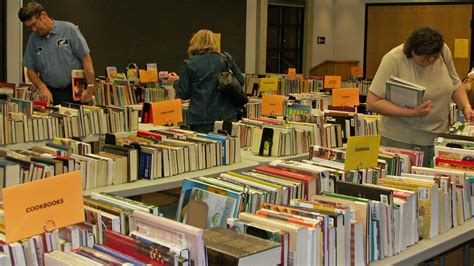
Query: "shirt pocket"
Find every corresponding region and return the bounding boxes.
[35,49,49,70]
[57,44,77,65]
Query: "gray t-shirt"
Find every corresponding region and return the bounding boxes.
[369,44,461,145]
[23,20,90,88]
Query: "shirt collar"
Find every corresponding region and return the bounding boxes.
[49,19,59,36]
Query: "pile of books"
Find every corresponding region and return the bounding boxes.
[0,100,139,145]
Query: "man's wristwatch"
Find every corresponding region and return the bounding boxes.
[86,83,95,89]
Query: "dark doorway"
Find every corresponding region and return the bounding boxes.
[266,4,304,74]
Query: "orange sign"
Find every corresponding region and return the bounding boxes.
[3,171,84,243]
[350,67,363,77]
[288,68,296,76]
[332,88,360,106]
[324,76,341,89]
[261,94,285,116]
[139,69,158,83]
[151,99,183,126]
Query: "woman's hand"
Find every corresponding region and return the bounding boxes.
[413,100,431,117]
[168,72,180,82]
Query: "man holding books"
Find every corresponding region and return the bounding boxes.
[18,1,96,104]
[366,27,472,167]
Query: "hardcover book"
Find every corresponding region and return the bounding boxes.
[204,227,281,266]
[385,76,425,108]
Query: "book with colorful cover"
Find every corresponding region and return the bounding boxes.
[191,187,237,228]
[176,177,242,222]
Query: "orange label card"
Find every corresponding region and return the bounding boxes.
[351,67,363,77]
[332,88,360,106]
[262,94,285,116]
[139,69,158,83]
[260,77,279,92]
[151,99,183,126]
[324,75,341,89]
[3,171,84,243]
[288,68,296,76]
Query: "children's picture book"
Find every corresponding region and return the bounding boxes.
[385,75,425,108]
[71,70,85,101]
[106,67,118,79]
[190,187,237,228]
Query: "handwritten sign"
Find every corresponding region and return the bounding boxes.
[139,69,158,83]
[260,77,279,92]
[324,76,341,89]
[288,68,296,76]
[345,135,381,171]
[351,67,363,77]
[285,103,311,117]
[3,171,84,243]
[332,88,360,106]
[151,99,183,126]
[262,94,285,116]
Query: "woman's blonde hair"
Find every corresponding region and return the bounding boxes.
[187,29,219,57]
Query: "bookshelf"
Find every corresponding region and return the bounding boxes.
[371,219,474,265]
[0,135,101,150]
[240,150,310,164]
[83,159,259,197]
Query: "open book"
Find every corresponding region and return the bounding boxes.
[385,75,425,108]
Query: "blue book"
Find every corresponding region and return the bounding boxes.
[197,133,229,165]
[138,151,152,179]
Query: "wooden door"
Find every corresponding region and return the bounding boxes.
[366,4,472,79]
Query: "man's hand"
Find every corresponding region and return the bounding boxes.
[413,100,431,117]
[38,84,53,104]
[80,84,95,104]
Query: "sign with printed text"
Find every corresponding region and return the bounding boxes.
[288,68,296,76]
[350,67,363,77]
[332,88,360,106]
[262,94,285,116]
[3,171,84,243]
[324,75,341,89]
[139,69,158,83]
[151,99,183,126]
[345,135,381,171]
[260,77,279,92]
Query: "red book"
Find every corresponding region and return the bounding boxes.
[103,230,162,266]
[255,165,317,200]
[137,130,163,141]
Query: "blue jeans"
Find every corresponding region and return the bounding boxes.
[381,136,434,167]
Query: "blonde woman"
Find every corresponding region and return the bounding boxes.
[169,29,244,133]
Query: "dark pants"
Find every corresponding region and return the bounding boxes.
[381,136,434,167]
[50,85,74,105]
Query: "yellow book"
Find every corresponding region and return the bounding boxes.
[377,177,438,239]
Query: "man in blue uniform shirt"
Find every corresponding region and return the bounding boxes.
[19,1,96,104]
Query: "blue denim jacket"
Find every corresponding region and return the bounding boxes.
[174,52,244,125]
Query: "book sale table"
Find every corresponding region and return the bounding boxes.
[371,219,474,265]
[83,159,259,197]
